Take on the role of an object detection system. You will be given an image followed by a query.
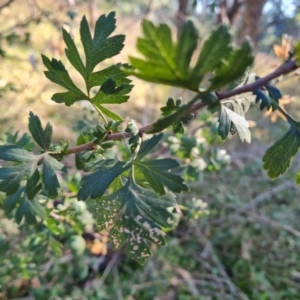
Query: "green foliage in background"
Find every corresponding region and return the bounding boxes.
[1,8,300,300]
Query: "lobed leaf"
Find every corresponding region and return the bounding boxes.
[62,28,86,79]
[136,134,163,160]
[42,155,67,198]
[78,160,131,200]
[263,122,300,178]
[0,145,38,196]
[218,105,251,143]
[43,12,131,114]
[208,41,254,91]
[4,187,25,214]
[0,144,37,162]
[191,25,231,85]
[88,63,131,90]
[96,179,176,264]
[126,21,253,93]
[26,168,42,200]
[91,78,132,105]
[42,55,87,99]
[175,20,198,77]
[80,13,125,75]
[51,91,86,106]
[127,20,196,90]
[134,159,188,195]
[254,79,283,111]
[15,196,45,225]
[148,96,198,134]
[28,112,53,151]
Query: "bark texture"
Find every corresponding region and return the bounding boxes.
[238,0,267,46]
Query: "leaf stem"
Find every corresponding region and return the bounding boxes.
[131,137,142,161]
[93,104,108,124]
[271,100,296,124]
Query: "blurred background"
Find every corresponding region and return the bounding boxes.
[1,0,300,299]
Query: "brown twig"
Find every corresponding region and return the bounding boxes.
[63,60,299,156]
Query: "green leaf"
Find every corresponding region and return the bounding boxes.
[218,105,251,143]
[254,78,283,111]
[0,144,37,162]
[92,124,109,144]
[4,187,24,214]
[96,179,176,264]
[148,96,198,134]
[88,63,131,90]
[0,143,65,206]
[160,97,176,116]
[52,91,86,106]
[0,145,38,195]
[92,103,123,121]
[109,175,124,192]
[62,28,86,79]
[90,78,132,120]
[134,159,188,195]
[42,55,87,99]
[263,122,300,178]
[42,155,67,198]
[78,160,131,200]
[28,112,53,151]
[173,122,185,134]
[191,25,231,84]
[80,13,125,75]
[44,12,132,115]
[127,20,196,90]
[125,119,141,153]
[26,168,42,200]
[126,21,253,93]
[15,195,44,225]
[30,199,46,219]
[208,41,253,91]
[160,97,194,134]
[0,164,33,195]
[49,237,63,256]
[175,20,199,77]
[5,131,35,150]
[91,79,132,105]
[136,134,163,160]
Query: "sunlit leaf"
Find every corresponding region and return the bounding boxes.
[80,12,125,76]
[208,41,253,91]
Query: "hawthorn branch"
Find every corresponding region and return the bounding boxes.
[190,59,298,113]
[65,60,299,156]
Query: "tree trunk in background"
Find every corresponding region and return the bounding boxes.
[227,0,244,24]
[176,0,189,31]
[238,0,267,47]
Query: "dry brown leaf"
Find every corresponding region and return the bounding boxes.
[273,34,293,60]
